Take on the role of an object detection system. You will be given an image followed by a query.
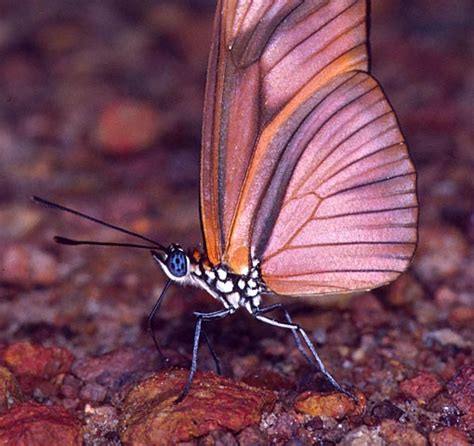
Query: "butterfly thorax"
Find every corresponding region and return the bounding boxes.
[189,250,266,313]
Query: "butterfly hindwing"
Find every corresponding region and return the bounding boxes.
[258,71,418,295]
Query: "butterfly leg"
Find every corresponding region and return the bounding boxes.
[176,308,232,403]
[255,304,314,367]
[202,329,222,375]
[147,279,172,362]
[253,306,353,399]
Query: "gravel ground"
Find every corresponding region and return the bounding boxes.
[0,1,472,445]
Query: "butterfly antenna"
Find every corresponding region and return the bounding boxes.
[32,196,166,251]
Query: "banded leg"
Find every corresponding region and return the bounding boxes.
[176,308,232,403]
[202,329,222,375]
[256,304,314,367]
[147,281,222,374]
[253,305,353,398]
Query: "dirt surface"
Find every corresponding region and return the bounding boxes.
[0,1,472,445]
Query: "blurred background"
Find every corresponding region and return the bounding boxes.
[0,0,472,443]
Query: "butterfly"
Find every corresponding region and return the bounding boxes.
[34,0,418,402]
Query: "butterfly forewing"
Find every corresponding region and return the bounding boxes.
[200,0,417,295]
[201,0,369,271]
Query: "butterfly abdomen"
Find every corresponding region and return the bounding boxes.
[190,254,265,312]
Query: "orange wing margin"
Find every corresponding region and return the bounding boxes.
[200,0,368,270]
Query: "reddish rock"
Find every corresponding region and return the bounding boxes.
[0,244,58,288]
[413,300,440,324]
[0,367,23,414]
[447,366,474,430]
[71,347,157,390]
[448,306,474,326]
[0,206,42,239]
[3,342,74,380]
[379,420,427,446]
[0,402,82,446]
[415,225,468,282]
[387,273,423,307]
[94,99,162,155]
[434,286,458,308]
[119,369,276,444]
[429,427,470,446]
[294,391,366,420]
[350,293,389,328]
[399,372,443,402]
[242,368,294,391]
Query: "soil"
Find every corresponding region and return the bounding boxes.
[0,1,472,445]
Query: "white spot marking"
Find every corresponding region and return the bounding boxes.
[248,279,256,288]
[206,270,216,280]
[247,287,259,297]
[216,280,233,293]
[238,279,245,290]
[227,292,240,308]
[217,269,227,280]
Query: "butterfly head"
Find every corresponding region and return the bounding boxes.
[152,244,190,282]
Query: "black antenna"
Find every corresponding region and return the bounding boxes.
[54,236,161,250]
[32,196,166,251]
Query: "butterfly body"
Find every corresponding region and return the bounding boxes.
[154,246,265,313]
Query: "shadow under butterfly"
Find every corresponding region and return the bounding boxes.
[34,0,418,402]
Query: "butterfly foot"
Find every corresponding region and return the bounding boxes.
[174,386,190,404]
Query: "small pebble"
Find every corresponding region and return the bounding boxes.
[399,372,443,402]
[237,425,268,446]
[340,426,384,446]
[414,225,468,282]
[379,420,427,446]
[424,328,469,348]
[350,293,389,328]
[0,367,23,414]
[387,273,423,307]
[448,306,474,326]
[79,383,107,403]
[294,391,365,420]
[428,427,470,446]
[370,400,404,421]
[447,366,474,430]
[94,99,162,155]
[0,244,58,287]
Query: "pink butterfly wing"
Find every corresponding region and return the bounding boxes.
[258,72,418,295]
[201,0,369,271]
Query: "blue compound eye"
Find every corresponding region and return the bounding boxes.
[167,250,187,278]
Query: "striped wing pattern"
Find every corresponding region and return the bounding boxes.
[259,72,417,295]
[201,0,368,268]
[200,0,418,295]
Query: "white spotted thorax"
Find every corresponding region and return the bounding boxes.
[153,245,266,313]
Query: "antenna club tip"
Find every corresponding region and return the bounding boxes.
[54,236,74,245]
